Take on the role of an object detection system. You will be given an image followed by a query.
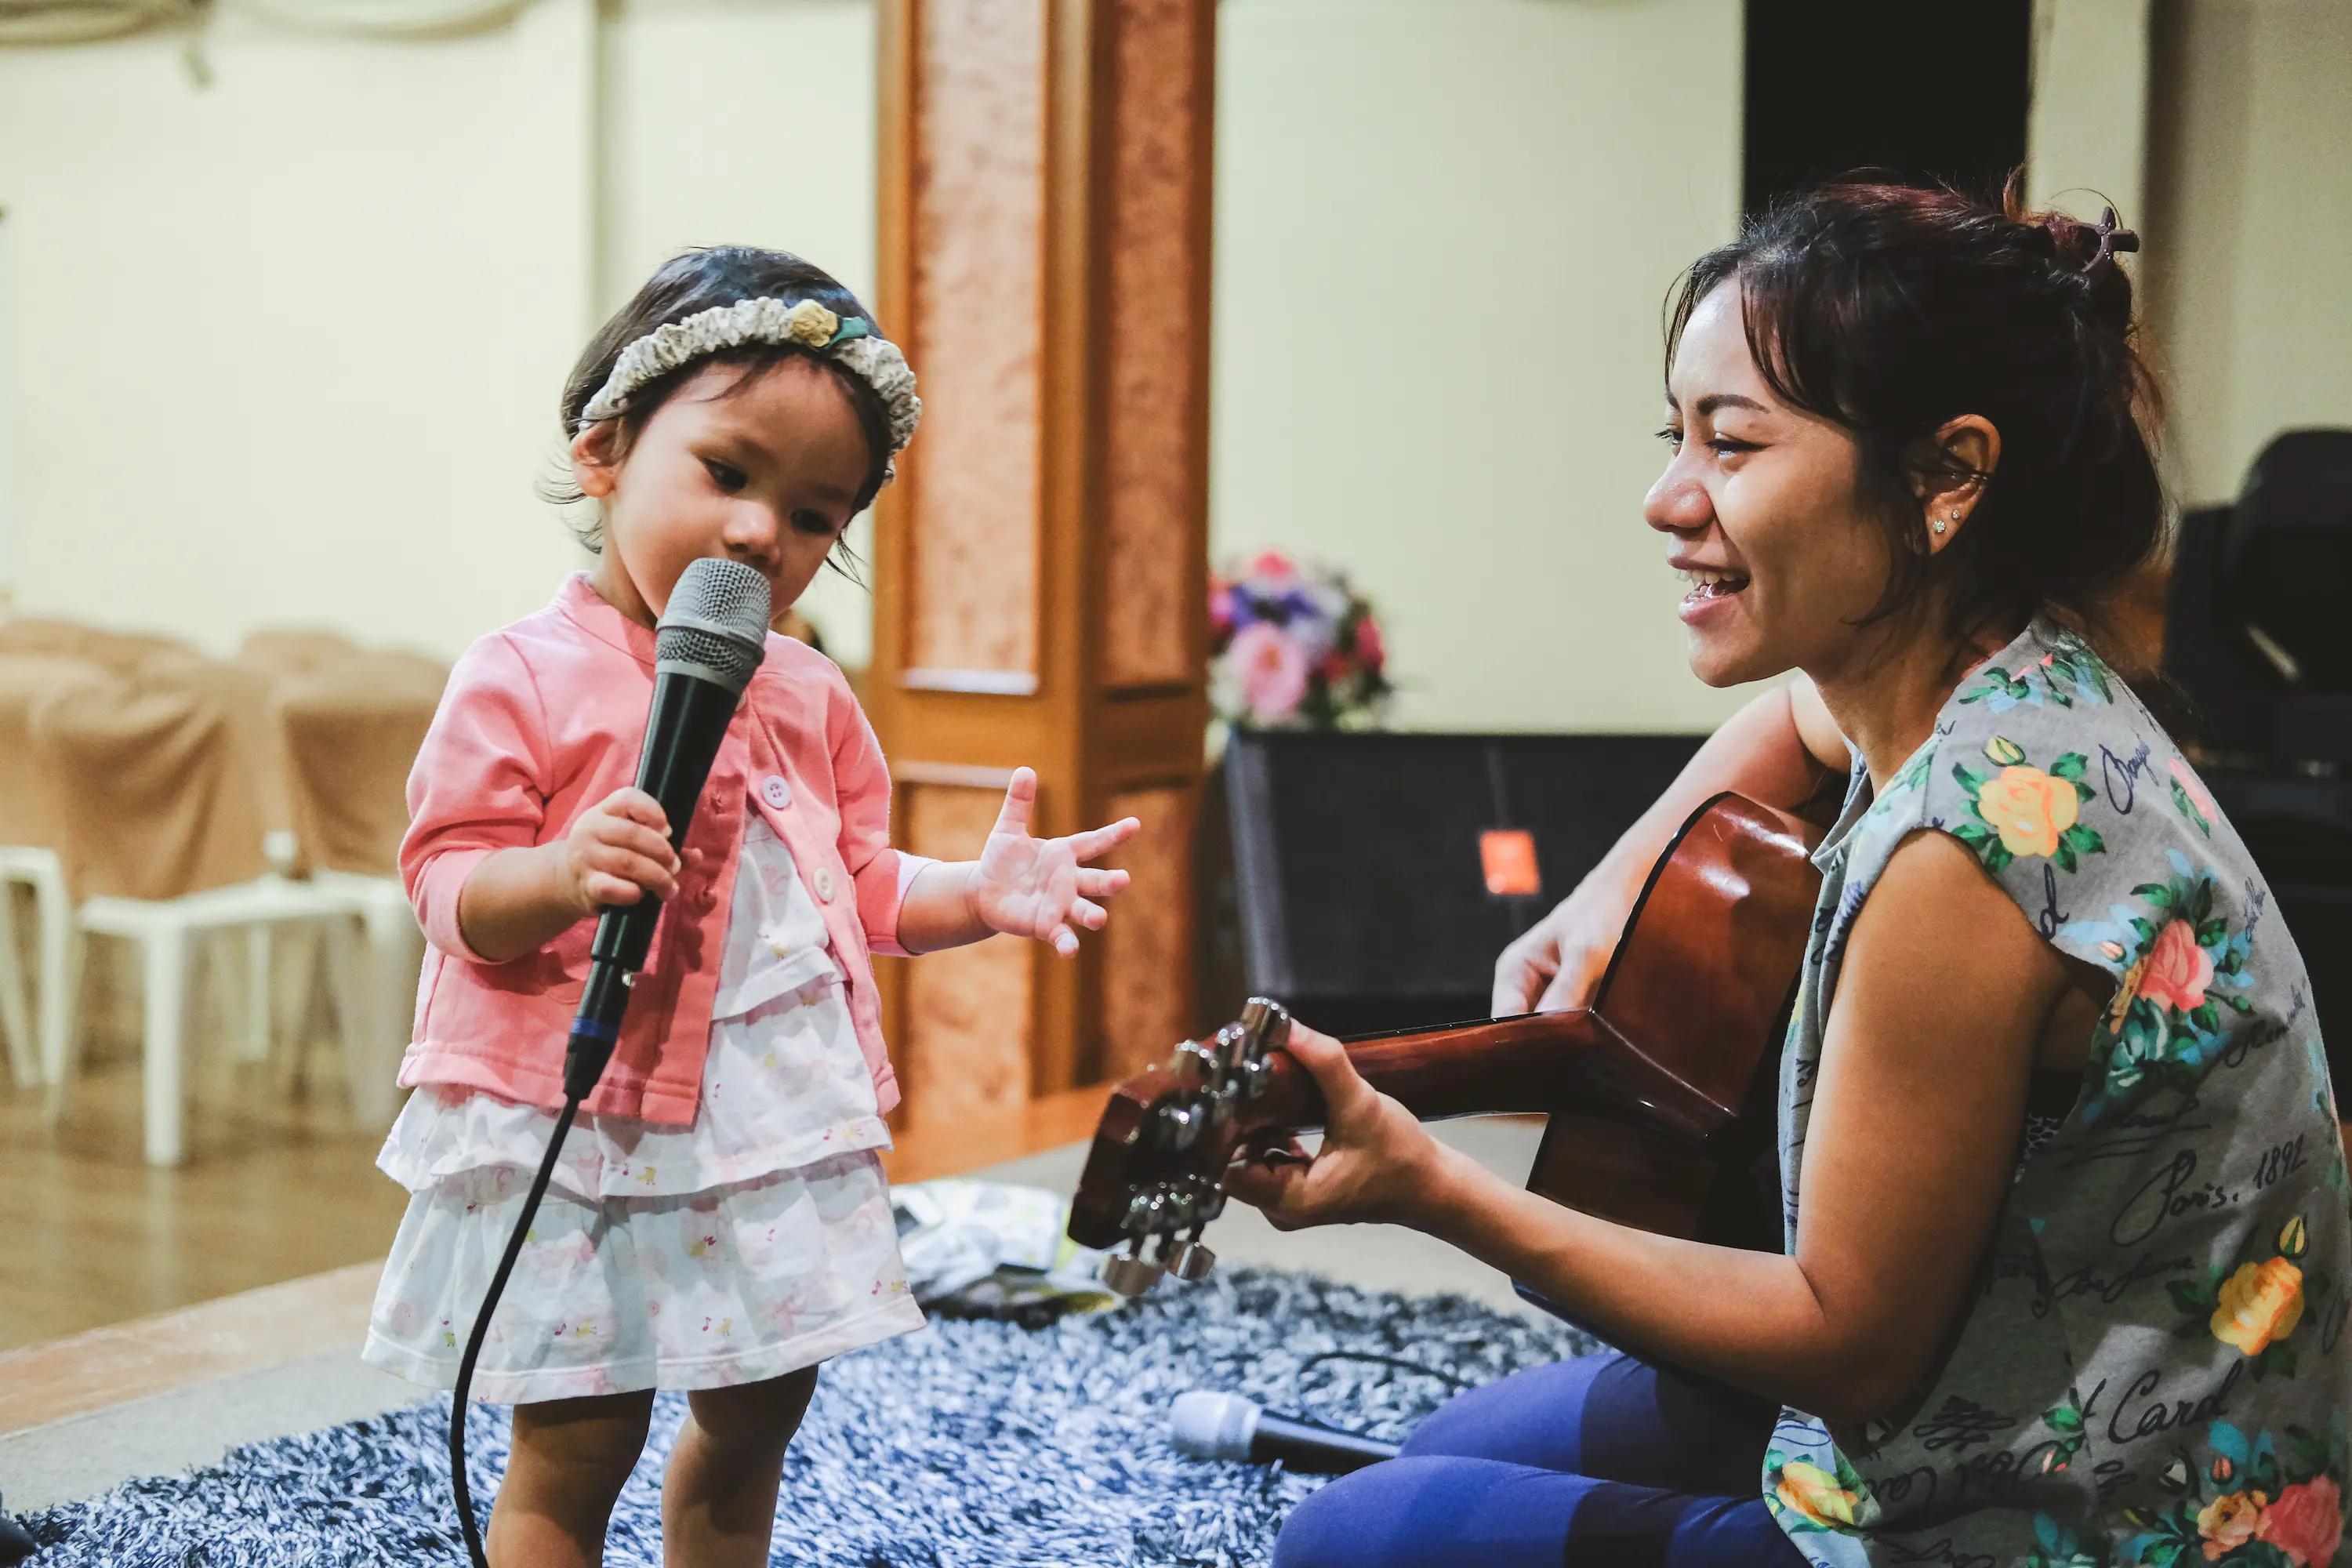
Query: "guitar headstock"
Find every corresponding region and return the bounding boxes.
[1066,996,1293,1296]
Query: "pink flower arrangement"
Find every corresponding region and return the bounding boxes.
[1210,550,1391,730]
[1228,622,1308,724]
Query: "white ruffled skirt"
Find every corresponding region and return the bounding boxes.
[361,1144,922,1403]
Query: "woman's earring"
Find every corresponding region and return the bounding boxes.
[1933,518,1948,535]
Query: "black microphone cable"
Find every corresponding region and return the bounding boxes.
[441,557,771,1568]
[449,1089,581,1568]
[451,1002,626,1568]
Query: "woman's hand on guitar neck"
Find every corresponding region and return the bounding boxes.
[1223,1024,1460,1231]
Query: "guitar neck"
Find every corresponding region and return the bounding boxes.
[1240,1011,1602,1137]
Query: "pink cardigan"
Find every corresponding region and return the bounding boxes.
[397,574,920,1125]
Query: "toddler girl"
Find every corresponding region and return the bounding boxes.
[363,246,1138,1567]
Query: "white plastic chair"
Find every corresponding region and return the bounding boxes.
[310,867,422,1127]
[0,844,74,1094]
[69,869,365,1165]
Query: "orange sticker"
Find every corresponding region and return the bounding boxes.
[1479,829,1541,897]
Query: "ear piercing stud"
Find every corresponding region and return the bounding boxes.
[1934,511,1958,535]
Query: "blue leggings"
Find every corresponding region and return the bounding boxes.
[1272,1352,1808,1568]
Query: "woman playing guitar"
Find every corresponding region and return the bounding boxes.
[1234,181,2350,1568]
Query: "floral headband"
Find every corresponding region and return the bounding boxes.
[577,296,922,484]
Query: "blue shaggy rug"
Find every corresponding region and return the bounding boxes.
[21,1270,1592,1566]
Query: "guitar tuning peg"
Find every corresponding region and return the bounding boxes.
[1099,1251,1167,1298]
[1167,1240,1217,1282]
[1240,997,1290,1059]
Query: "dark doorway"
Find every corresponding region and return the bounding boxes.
[1744,0,2033,216]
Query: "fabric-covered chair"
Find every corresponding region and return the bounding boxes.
[26,646,361,1164]
[0,622,197,1098]
[248,638,447,1124]
[0,651,103,1089]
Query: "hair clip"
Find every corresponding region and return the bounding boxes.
[2042,207,2139,274]
[2043,206,2140,274]
[2087,207,2140,270]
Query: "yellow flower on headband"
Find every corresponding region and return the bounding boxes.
[783,299,840,348]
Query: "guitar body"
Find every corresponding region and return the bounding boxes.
[1515,790,1820,1251]
[1065,793,1822,1279]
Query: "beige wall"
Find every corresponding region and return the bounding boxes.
[2142,0,2352,507]
[1209,0,1751,735]
[0,0,877,662]
[7,0,2347,717]
[0,209,16,599]
[2027,0,2152,224]
[0,2,596,658]
[1,0,1753,731]
[600,0,878,666]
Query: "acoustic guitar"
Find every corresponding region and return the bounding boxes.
[1066,792,1822,1298]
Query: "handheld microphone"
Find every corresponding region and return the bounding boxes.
[1169,1391,1400,1474]
[563,557,773,1098]
[452,557,771,1568]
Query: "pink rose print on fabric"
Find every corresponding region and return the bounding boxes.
[2170,757,2220,820]
[2169,755,2222,836]
[2137,917,2216,1015]
[2256,1476,2343,1567]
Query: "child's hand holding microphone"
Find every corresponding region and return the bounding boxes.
[457,786,702,964]
[558,786,685,913]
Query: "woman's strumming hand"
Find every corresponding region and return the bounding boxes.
[1490,882,1626,1014]
[967,767,1139,956]
[1223,1023,1456,1231]
[1490,680,1848,1016]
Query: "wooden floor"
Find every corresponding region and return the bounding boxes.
[0,1049,1113,1429]
[0,1054,412,1355]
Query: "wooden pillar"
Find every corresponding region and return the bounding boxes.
[869,0,1215,1124]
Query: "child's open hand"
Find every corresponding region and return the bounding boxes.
[967,768,1139,956]
[561,786,682,916]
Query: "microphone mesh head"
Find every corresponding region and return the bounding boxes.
[655,557,771,693]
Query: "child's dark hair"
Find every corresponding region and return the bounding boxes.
[553,247,894,564]
[1664,173,2163,653]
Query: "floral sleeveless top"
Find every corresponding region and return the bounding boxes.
[1766,618,2350,1568]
